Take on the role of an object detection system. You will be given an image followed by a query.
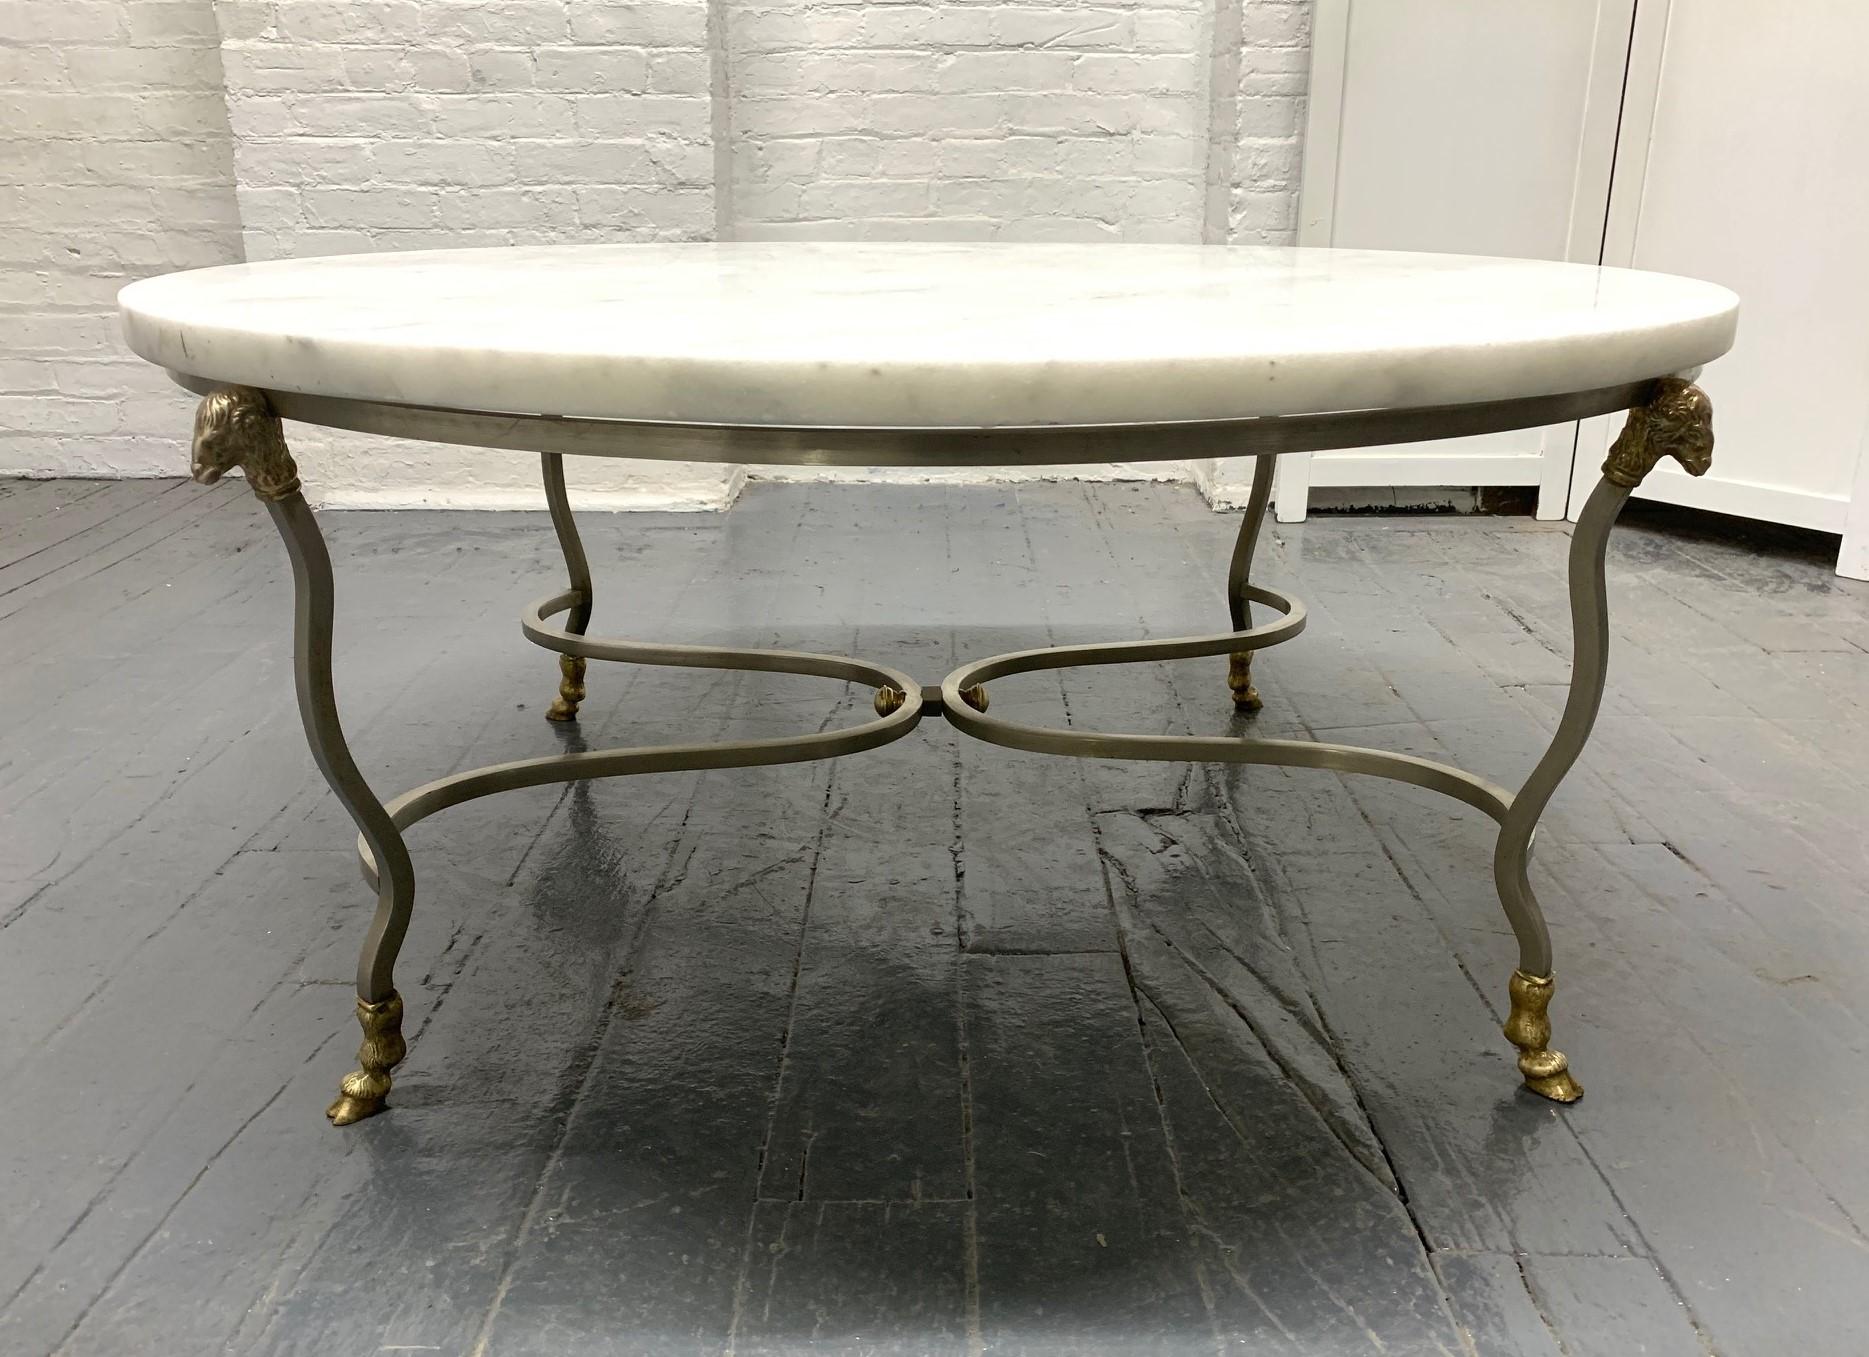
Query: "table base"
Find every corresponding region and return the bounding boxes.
[181,377,1717,1125]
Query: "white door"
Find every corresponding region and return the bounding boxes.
[1572,0,1869,579]
[1272,0,1638,522]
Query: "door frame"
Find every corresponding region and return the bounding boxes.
[1842,423,1869,580]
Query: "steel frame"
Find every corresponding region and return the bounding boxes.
[175,373,1717,1124]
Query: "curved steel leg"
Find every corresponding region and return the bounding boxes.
[1493,377,1714,1102]
[1225,456,1276,711]
[541,453,593,722]
[192,387,416,1125]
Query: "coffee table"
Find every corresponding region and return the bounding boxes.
[118,243,1737,1125]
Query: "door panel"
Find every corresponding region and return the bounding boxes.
[1281,0,1638,522]
[1577,0,1869,548]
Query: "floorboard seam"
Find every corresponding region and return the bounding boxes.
[48,1034,335,1353]
[462,720,729,1357]
[725,723,844,1355]
[1546,1076,1721,1353]
[1071,485,1231,1354]
[946,728,984,1357]
[1199,735,1485,1351]
[0,481,228,612]
[1506,1254,1572,1357]
[0,481,191,577]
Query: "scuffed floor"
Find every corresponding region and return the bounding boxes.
[2,475,1867,1355]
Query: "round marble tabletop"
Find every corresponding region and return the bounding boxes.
[119,243,1737,430]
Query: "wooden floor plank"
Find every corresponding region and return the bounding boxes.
[0,480,165,571]
[1,480,1865,1355]
[965,950,1214,1354]
[0,478,116,531]
[1431,1252,1566,1357]
[735,1201,972,1356]
[0,478,225,613]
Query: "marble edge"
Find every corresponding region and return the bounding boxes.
[114,259,1740,431]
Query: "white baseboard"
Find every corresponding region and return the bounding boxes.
[310,484,742,511]
[1200,481,1258,512]
[21,465,1204,510]
[1306,451,1544,487]
[1631,466,1849,534]
[2,468,746,513]
[745,463,1194,487]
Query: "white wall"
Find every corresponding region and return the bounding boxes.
[728,0,1208,242]
[1,0,1312,508]
[1191,0,1309,505]
[208,0,737,508]
[0,0,244,478]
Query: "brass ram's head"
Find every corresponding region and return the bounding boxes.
[1645,378,1715,479]
[190,387,299,500]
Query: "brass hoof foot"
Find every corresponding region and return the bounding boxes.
[960,683,988,713]
[1227,652,1262,713]
[545,654,587,722]
[326,992,406,1126]
[874,685,906,717]
[1504,970,1583,1103]
[326,1081,390,1126]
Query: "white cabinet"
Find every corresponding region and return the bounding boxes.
[1574,0,1869,580]
[1283,0,1637,522]
[1288,0,1869,578]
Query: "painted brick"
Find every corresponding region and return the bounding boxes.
[569,2,710,47]
[0,2,127,44]
[125,0,226,44]
[934,51,1076,92]
[4,0,1317,500]
[986,8,1137,50]
[1240,0,1307,47]
[61,43,221,88]
[436,185,582,229]
[50,359,146,397]
[726,0,1230,247]
[369,141,518,186]
[0,0,241,482]
[284,92,433,137]
[301,185,445,228]
[647,50,712,94]
[421,2,571,46]
[426,92,577,139]
[533,47,653,93]
[274,1,422,46]
[467,49,537,88]
[1135,6,1202,51]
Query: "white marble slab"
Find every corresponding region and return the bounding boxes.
[118,243,1737,430]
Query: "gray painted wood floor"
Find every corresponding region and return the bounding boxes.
[2,475,1867,1356]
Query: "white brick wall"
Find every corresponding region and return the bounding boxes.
[0,0,243,477]
[1193,0,1309,505]
[1,0,1313,503]
[1221,0,1308,243]
[200,0,735,507]
[214,0,719,261]
[727,0,1209,242]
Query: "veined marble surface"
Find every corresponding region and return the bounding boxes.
[119,243,1738,430]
